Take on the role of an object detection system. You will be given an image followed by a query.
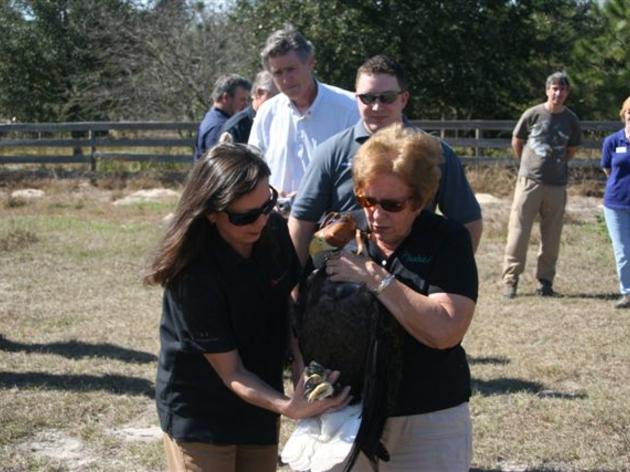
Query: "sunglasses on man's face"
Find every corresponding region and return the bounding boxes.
[355,194,412,213]
[356,90,403,105]
[224,187,278,226]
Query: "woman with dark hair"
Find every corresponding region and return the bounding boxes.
[601,96,630,309]
[145,143,350,472]
[324,123,478,471]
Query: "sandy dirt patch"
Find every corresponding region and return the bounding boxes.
[113,188,181,206]
[21,430,96,470]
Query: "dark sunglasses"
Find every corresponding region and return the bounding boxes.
[356,90,403,105]
[355,194,412,213]
[224,187,278,226]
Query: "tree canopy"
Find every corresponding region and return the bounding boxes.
[0,0,624,122]
[571,0,630,120]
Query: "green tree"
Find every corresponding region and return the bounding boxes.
[0,0,59,121]
[231,0,597,119]
[0,0,134,122]
[94,0,251,120]
[0,0,248,122]
[0,0,608,122]
[570,0,630,120]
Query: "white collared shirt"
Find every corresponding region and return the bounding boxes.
[248,81,359,194]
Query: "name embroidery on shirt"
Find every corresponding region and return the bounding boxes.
[401,254,432,264]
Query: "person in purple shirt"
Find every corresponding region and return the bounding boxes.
[601,96,630,309]
[193,74,251,161]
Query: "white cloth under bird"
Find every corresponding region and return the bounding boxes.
[281,404,362,472]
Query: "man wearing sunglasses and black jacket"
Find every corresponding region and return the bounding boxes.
[288,55,483,266]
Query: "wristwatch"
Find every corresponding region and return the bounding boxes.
[372,273,395,295]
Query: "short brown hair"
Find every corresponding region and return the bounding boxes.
[546,71,570,89]
[355,55,407,91]
[353,123,442,210]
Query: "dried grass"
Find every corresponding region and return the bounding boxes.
[0,170,628,471]
[0,228,39,252]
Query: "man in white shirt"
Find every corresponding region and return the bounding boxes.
[248,24,359,196]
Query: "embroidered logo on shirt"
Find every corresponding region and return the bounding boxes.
[402,254,432,264]
[616,146,627,153]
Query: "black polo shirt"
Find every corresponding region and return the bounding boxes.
[156,213,300,444]
[365,210,478,416]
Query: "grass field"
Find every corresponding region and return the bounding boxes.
[1,170,629,471]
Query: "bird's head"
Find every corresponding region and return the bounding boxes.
[309,212,358,269]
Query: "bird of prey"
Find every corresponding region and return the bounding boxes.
[289,213,404,471]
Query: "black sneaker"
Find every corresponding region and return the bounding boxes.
[536,279,555,297]
[614,296,630,309]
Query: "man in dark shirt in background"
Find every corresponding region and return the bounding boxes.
[220,71,278,144]
[193,74,251,161]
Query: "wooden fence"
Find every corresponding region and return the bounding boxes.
[0,122,196,169]
[411,119,620,167]
[0,120,622,169]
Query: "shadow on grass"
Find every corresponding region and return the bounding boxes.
[468,355,510,365]
[472,377,587,399]
[0,335,157,363]
[561,292,618,301]
[472,468,612,472]
[0,371,154,397]
[470,469,555,472]
[510,291,618,301]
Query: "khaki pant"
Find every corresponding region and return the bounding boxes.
[163,434,277,472]
[502,177,567,286]
[333,403,472,471]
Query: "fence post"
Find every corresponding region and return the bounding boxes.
[89,127,96,171]
[475,127,481,173]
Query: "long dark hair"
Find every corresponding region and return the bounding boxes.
[144,143,270,287]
